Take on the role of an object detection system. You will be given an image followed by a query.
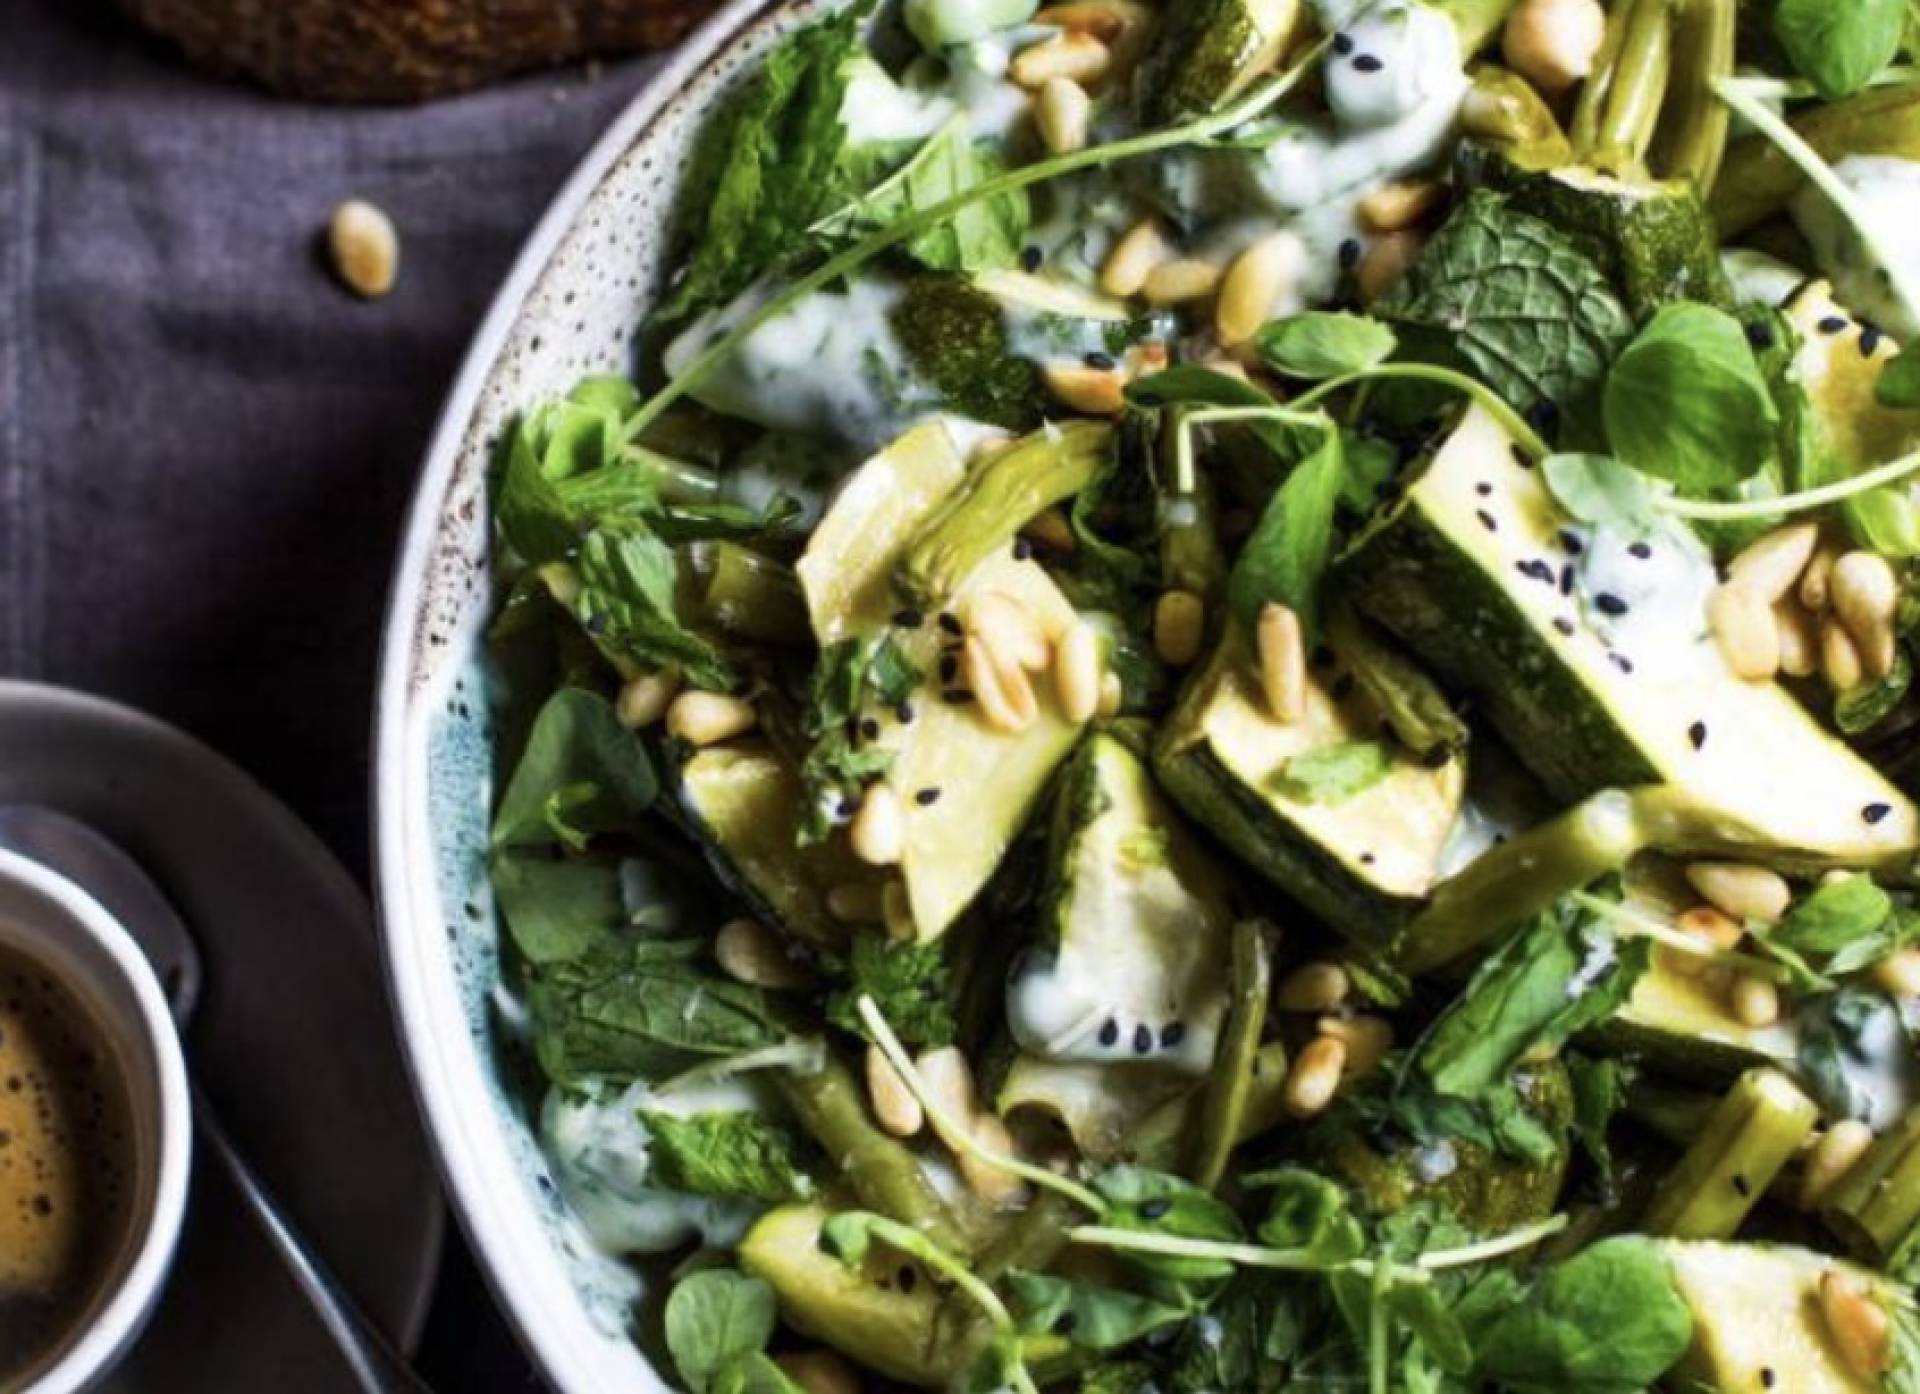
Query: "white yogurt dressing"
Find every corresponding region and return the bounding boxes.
[1720,247,1808,309]
[1791,153,1920,339]
[1562,517,1718,677]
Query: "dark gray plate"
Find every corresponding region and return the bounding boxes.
[0,679,441,1392]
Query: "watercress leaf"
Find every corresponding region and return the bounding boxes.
[490,852,627,966]
[641,1110,813,1203]
[1828,906,1920,978]
[1540,452,1660,536]
[1837,647,1914,735]
[1226,425,1344,638]
[1243,1166,1365,1262]
[653,10,862,330]
[1387,1281,1474,1377]
[492,688,658,850]
[1092,1165,1245,1281]
[1879,343,1920,410]
[1473,1237,1694,1393]
[1773,873,1894,955]
[824,930,957,1049]
[1603,303,1780,493]
[711,1354,806,1394]
[1275,740,1395,805]
[664,1269,779,1394]
[817,116,1029,273]
[1775,0,1907,100]
[1005,1272,1188,1350]
[1375,191,1634,437]
[529,936,788,1083]
[574,520,737,691]
[1254,311,1398,381]
[1564,1052,1628,1192]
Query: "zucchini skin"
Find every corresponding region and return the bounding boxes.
[1339,493,1661,804]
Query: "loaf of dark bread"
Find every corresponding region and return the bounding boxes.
[116,0,722,102]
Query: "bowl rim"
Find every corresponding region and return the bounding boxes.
[370,3,792,1385]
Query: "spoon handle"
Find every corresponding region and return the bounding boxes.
[191,1079,436,1393]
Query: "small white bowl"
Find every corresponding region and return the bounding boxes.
[0,847,192,1394]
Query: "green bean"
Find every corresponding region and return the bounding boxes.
[700,543,809,643]
[1824,1104,1920,1262]
[1651,0,1734,188]
[1191,919,1276,1190]
[1640,1068,1818,1239]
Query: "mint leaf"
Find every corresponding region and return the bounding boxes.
[818,116,1029,273]
[574,520,737,690]
[1227,425,1344,637]
[1005,1272,1187,1351]
[1604,304,1779,492]
[1775,0,1907,99]
[491,688,657,851]
[665,1269,779,1394]
[825,930,956,1048]
[642,1110,812,1202]
[1541,452,1659,536]
[1376,191,1633,436]
[1275,740,1394,805]
[1255,311,1397,380]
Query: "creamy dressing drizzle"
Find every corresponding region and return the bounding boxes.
[1792,153,1920,340]
[1561,518,1718,677]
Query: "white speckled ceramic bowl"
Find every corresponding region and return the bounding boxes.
[371,5,833,1387]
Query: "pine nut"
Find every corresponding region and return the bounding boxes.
[1097,670,1124,718]
[1729,523,1820,602]
[328,198,399,298]
[1055,621,1102,723]
[1355,231,1423,302]
[1818,1269,1891,1379]
[1822,618,1866,692]
[778,1351,863,1394]
[1042,361,1127,414]
[1832,550,1899,648]
[1801,542,1840,612]
[850,785,905,866]
[964,635,1037,733]
[969,591,1052,673]
[1684,861,1791,923]
[959,1112,1029,1207]
[1800,1121,1875,1209]
[1022,507,1077,554]
[1034,77,1091,155]
[1318,1014,1392,1078]
[827,881,885,923]
[615,669,681,728]
[1256,601,1307,722]
[666,691,757,746]
[1729,973,1781,1028]
[1009,32,1111,89]
[1215,231,1306,347]
[865,1043,924,1138]
[1357,179,1445,232]
[1142,258,1223,307]
[1502,0,1608,96]
[1707,583,1780,681]
[915,1046,981,1151]
[882,879,916,942]
[1283,1036,1347,1118]
[1775,600,1818,678]
[1155,589,1206,666]
[1276,960,1349,1012]
[1872,947,1920,998]
[715,918,810,989]
[1659,905,1743,979]
[1100,218,1172,298]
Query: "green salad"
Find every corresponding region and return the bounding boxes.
[484,0,1920,1387]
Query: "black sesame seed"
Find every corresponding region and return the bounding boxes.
[899,1266,918,1293]
[1558,529,1584,555]
[1819,315,1849,335]
[1688,721,1707,749]
[1055,1312,1078,1334]
[1134,1024,1154,1054]
[1360,851,1376,865]
[1339,238,1362,270]
[1476,481,1492,496]
[1084,350,1117,370]
[1609,652,1634,674]
[942,689,973,704]
[1332,30,1354,54]
[1732,1174,1751,1197]
[1526,400,1559,432]
[860,718,881,740]
[896,701,916,723]
[1140,1198,1173,1220]
[1098,1018,1119,1047]
[1862,324,1885,355]
[1422,744,1453,768]
[1595,592,1629,616]
[1012,537,1034,561]
[938,612,963,636]
[1628,540,1653,559]
[1161,1022,1187,1048]
[1553,616,1576,636]
[939,654,958,683]
[1745,320,1775,350]
[1476,509,1498,532]
[1516,558,1555,583]
[1352,53,1384,72]
[1865,802,1893,824]
[1511,443,1534,469]
[585,613,607,636]
[893,607,924,628]
[1020,244,1043,273]
[1761,1369,1776,1389]
[915,787,941,806]
[1559,564,1575,595]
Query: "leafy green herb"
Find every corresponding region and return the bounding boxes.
[1076,1361,1160,1394]
[1774,0,1907,99]
[490,852,627,966]
[1005,1272,1187,1351]
[653,10,863,330]
[491,688,657,851]
[642,1110,813,1202]
[1275,740,1395,805]
[1880,344,1920,410]
[1603,304,1780,493]
[1471,1238,1693,1393]
[1541,453,1660,535]
[794,635,923,844]
[574,521,737,690]
[1798,987,1920,1122]
[817,117,1029,273]
[1828,906,1920,978]
[529,936,788,1083]
[1255,312,1398,381]
[664,1269,780,1394]
[1375,191,1634,437]
[1837,647,1914,735]
[1564,1053,1628,1191]
[1091,1166,1246,1282]
[1226,425,1344,638]
[1773,874,1895,956]
[1243,1167,1365,1262]
[1164,1271,1304,1394]
[824,931,956,1049]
